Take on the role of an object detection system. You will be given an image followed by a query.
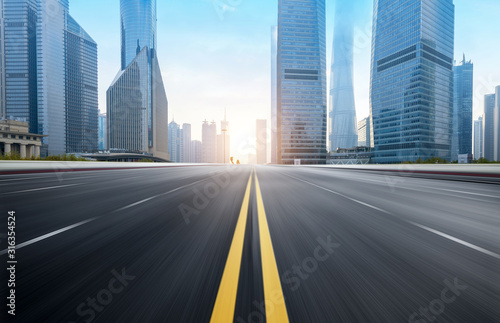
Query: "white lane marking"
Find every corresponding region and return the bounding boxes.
[408,222,500,260]
[113,177,210,212]
[0,176,219,255]
[0,218,98,255]
[282,172,500,260]
[430,188,499,198]
[282,173,391,214]
[115,196,157,212]
[3,183,81,195]
[0,176,49,183]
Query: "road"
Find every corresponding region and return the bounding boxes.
[0,164,499,322]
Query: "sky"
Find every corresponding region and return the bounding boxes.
[70,0,500,163]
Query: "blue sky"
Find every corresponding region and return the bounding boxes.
[70,0,500,161]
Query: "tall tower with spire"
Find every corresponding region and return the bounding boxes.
[107,0,169,160]
[329,1,358,151]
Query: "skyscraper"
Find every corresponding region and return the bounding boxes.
[494,86,500,161]
[202,120,217,163]
[217,114,230,163]
[182,123,191,162]
[1,0,38,133]
[98,113,107,151]
[370,0,455,163]
[474,116,483,160]
[256,119,267,164]
[271,26,278,164]
[1,0,97,156]
[107,0,169,160]
[191,140,202,163]
[329,1,358,151]
[168,120,181,162]
[65,14,98,153]
[357,117,371,147]
[451,55,473,161]
[483,93,495,161]
[277,0,327,164]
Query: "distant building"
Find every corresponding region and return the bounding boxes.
[182,123,191,162]
[277,0,327,164]
[191,140,202,163]
[483,93,496,161]
[329,1,358,151]
[370,0,454,163]
[256,119,267,164]
[327,147,372,165]
[0,120,45,158]
[107,0,169,160]
[98,113,107,151]
[473,117,483,160]
[451,55,473,161]
[473,117,483,159]
[217,114,230,163]
[202,120,217,163]
[458,154,473,164]
[357,117,371,147]
[168,121,181,163]
[494,86,500,161]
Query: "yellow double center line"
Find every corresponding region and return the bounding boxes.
[210,169,289,323]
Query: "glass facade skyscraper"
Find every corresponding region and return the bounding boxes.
[65,15,98,153]
[120,0,156,70]
[98,113,106,151]
[370,0,455,163]
[168,120,181,163]
[357,116,371,147]
[107,0,169,160]
[473,116,483,160]
[1,0,39,133]
[277,0,327,164]
[482,93,495,161]
[329,1,358,151]
[1,0,97,155]
[451,55,473,161]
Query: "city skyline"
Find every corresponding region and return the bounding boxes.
[69,0,500,162]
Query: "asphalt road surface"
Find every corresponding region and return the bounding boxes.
[0,165,499,322]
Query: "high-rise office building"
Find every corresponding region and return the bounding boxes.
[202,120,217,163]
[65,14,98,153]
[483,93,496,161]
[217,114,230,164]
[329,1,358,151]
[494,86,500,161]
[474,117,483,160]
[168,120,181,162]
[357,117,371,147]
[107,0,169,160]
[98,113,107,151]
[37,0,68,155]
[1,0,96,156]
[256,119,267,164]
[271,26,278,164]
[1,0,38,133]
[370,0,455,163]
[277,0,327,164]
[191,140,202,163]
[451,55,473,161]
[182,123,191,163]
